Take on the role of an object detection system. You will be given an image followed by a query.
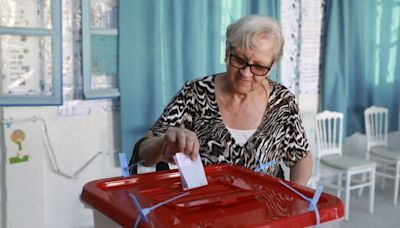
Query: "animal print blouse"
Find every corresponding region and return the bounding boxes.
[150,75,309,177]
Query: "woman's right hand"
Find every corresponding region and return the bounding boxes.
[161,127,200,163]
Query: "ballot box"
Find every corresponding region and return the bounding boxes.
[81,164,344,227]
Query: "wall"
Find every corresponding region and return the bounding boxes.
[0,1,121,227]
[1,107,121,228]
[0,108,5,228]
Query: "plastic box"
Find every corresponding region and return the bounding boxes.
[81,164,344,227]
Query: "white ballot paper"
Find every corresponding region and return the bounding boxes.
[173,152,208,190]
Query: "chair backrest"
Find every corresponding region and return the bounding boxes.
[364,106,388,150]
[315,111,344,159]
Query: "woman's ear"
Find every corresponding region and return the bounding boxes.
[225,49,229,62]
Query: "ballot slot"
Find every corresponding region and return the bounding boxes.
[141,179,259,209]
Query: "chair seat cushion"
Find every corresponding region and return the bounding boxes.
[370,147,400,160]
[321,154,376,171]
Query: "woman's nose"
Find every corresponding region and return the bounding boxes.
[240,66,253,77]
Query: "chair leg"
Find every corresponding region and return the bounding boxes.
[369,168,375,213]
[345,172,351,221]
[337,174,342,198]
[359,173,366,196]
[394,161,400,206]
[382,166,387,190]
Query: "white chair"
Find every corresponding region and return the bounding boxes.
[364,106,400,205]
[315,111,376,220]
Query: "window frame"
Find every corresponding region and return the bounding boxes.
[0,0,62,106]
[81,0,120,99]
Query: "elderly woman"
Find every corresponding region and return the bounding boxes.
[133,15,312,186]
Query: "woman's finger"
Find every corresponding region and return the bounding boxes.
[191,138,200,161]
[184,131,195,155]
[164,128,177,145]
[175,128,187,152]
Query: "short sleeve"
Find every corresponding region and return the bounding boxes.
[281,97,310,168]
[150,81,195,136]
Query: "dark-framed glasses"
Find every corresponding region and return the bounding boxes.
[229,54,272,76]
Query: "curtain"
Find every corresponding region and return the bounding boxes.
[321,0,400,137]
[119,0,279,159]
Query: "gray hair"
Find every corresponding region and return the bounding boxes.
[226,15,285,62]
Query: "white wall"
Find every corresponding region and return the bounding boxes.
[298,93,320,173]
[0,108,5,228]
[1,107,121,228]
[0,1,122,227]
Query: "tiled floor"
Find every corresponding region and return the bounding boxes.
[324,178,400,227]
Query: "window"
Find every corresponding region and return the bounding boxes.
[81,0,119,99]
[220,0,242,65]
[0,0,62,105]
[374,1,399,85]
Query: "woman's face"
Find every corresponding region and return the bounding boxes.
[225,35,276,95]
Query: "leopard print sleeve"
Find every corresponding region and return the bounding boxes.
[150,79,197,136]
[281,93,310,168]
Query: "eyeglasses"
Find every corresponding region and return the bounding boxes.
[229,54,272,76]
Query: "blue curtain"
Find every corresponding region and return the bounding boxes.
[119,0,280,159]
[321,0,400,137]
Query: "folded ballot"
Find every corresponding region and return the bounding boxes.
[173,152,208,190]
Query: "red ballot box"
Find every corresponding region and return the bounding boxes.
[81,164,344,228]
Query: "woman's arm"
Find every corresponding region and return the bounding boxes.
[290,153,312,186]
[137,131,166,166]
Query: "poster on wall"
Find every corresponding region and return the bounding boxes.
[280,0,301,96]
[298,0,323,95]
[280,0,323,96]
